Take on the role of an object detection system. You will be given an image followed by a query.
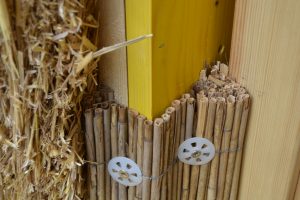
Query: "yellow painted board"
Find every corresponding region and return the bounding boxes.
[126,0,235,118]
[229,0,300,199]
[152,0,234,117]
[126,0,152,118]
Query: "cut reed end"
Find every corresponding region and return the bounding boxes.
[154,118,164,127]
[161,113,170,122]
[171,99,181,109]
[128,108,139,117]
[166,106,176,115]
[94,107,103,115]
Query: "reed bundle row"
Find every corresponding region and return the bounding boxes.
[84,62,250,200]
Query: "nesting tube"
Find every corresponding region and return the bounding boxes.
[189,96,208,200]
[223,96,244,200]
[197,97,217,200]
[111,103,119,200]
[128,109,139,200]
[207,98,225,200]
[84,109,97,200]
[93,108,105,200]
[136,115,146,199]
[142,120,153,200]
[150,118,164,200]
[182,97,195,200]
[230,95,250,200]
[118,105,128,200]
[217,96,236,200]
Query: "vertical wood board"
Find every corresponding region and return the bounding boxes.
[98,0,128,105]
[229,0,300,199]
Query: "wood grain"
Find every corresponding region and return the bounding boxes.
[98,0,128,105]
[294,175,300,200]
[229,0,300,199]
[126,0,235,118]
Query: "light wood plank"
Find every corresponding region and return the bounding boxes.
[98,0,128,105]
[229,0,300,199]
[295,175,300,200]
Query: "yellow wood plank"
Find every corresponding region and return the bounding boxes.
[151,0,235,117]
[229,0,300,199]
[126,0,235,118]
[126,0,152,118]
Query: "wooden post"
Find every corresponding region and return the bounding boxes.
[229,1,300,198]
[125,0,235,118]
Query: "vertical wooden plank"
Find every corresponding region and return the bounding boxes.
[98,0,128,105]
[294,175,300,200]
[126,0,235,118]
[126,0,152,118]
[151,0,235,117]
[229,0,300,199]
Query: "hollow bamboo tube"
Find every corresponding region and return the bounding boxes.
[223,96,244,200]
[142,120,153,200]
[165,107,176,200]
[128,109,139,200]
[177,98,187,200]
[136,115,146,199]
[196,97,217,200]
[150,118,164,200]
[101,103,111,200]
[182,97,195,200]
[118,105,128,200]
[84,109,97,200]
[171,100,182,200]
[160,113,171,200]
[217,96,236,200]
[207,98,225,200]
[189,96,208,200]
[230,95,250,200]
[93,108,105,200]
[182,93,191,99]
[111,103,119,200]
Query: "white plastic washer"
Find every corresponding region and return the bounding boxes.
[178,137,215,166]
[108,156,142,187]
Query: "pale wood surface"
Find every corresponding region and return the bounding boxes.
[295,175,300,200]
[98,0,128,105]
[229,0,300,199]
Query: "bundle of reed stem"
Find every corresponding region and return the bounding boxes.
[83,62,250,200]
[0,0,150,198]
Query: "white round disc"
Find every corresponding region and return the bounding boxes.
[108,156,142,187]
[178,137,215,166]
